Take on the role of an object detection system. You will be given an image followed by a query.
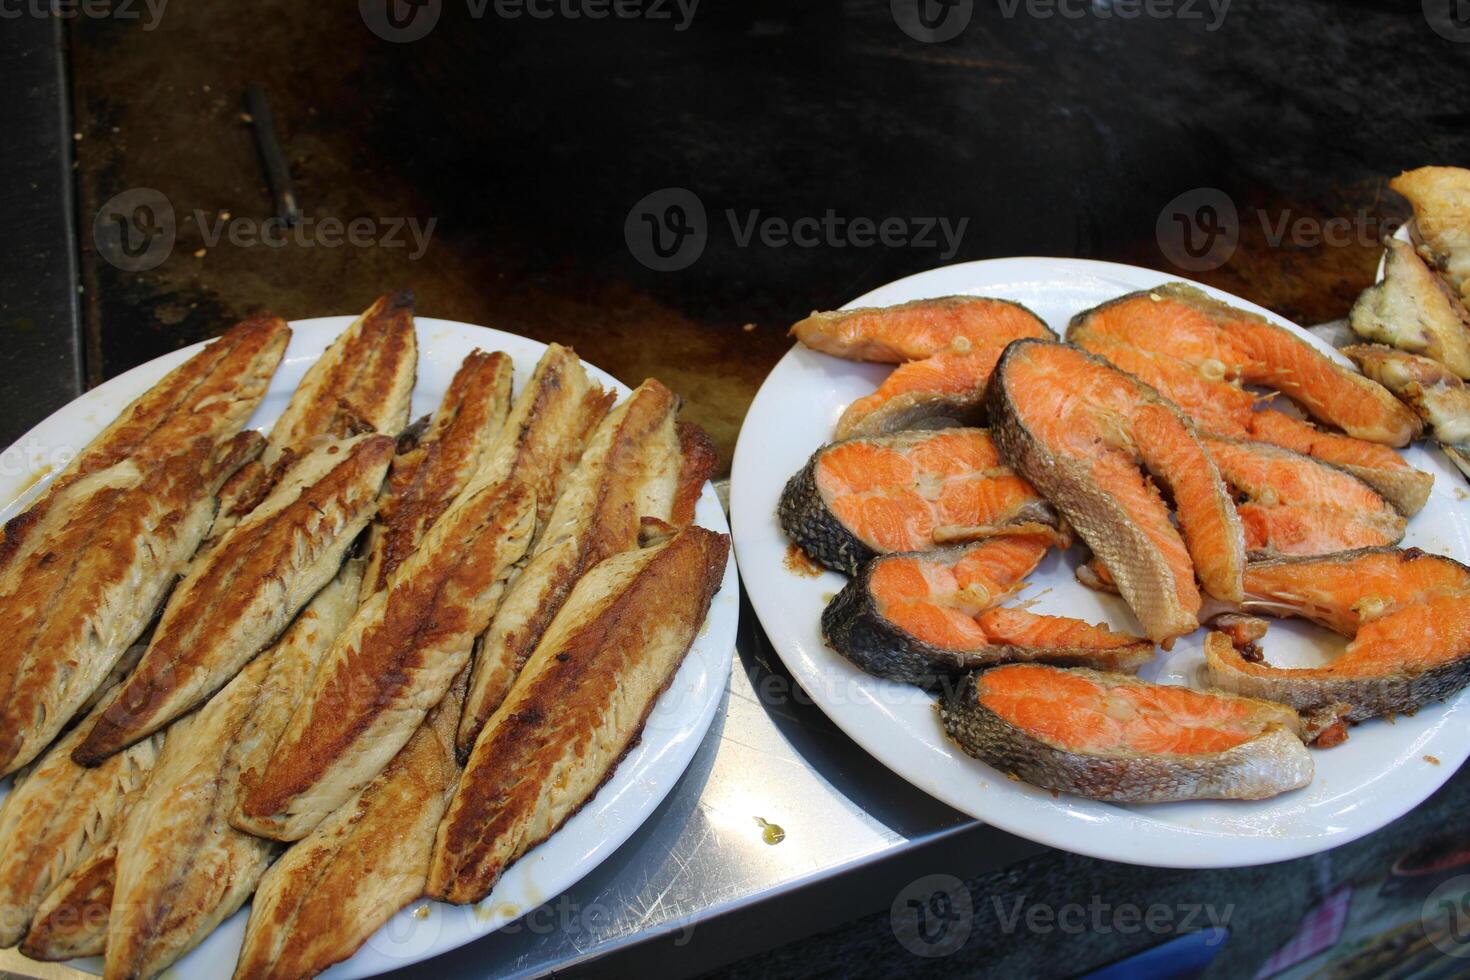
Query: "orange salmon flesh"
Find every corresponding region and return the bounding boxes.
[791,296,1051,363]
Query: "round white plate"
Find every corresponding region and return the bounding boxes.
[0,317,739,978]
[730,257,1470,869]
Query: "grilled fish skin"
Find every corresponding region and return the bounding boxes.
[790,295,1050,363]
[1392,167,1470,304]
[1204,547,1470,723]
[456,380,715,758]
[1351,238,1470,380]
[940,665,1313,804]
[427,526,729,905]
[211,293,418,544]
[20,837,116,960]
[779,428,1066,577]
[232,672,467,980]
[0,698,161,949]
[823,540,1152,687]
[1346,344,1470,481]
[72,434,395,765]
[986,339,1245,643]
[362,349,513,597]
[237,479,535,841]
[0,432,260,777]
[0,315,288,580]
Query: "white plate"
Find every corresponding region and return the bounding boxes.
[0,317,739,978]
[730,257,1470,869]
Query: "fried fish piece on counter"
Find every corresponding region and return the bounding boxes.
[779,428,1066,577]
[987,339,1245,644]
[0,314,288,582]
[1346,343,1470,481]
[361,349,514,596]
[72,433,395,765]
[1392,166,1470,304]
[1350,238,1470,379]
[232,672,467,980]
[0,432,260,777]
[456,379,716,758]
[427,525,729,905]
[0,695,161,948]
[822,538,1152,687]
[210,292,418,544]
[940,664,1313,803]
[1205,548,1470,727]
[790,295,1050,363]
[236,479,535,841]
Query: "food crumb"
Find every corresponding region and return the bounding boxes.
[193,248,207,259]
[754,817,785,845]
[1426,754,1441,765]
[742,323,756,333]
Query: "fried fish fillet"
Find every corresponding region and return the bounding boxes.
[211,292,418,543]
[0,432,261,777]
[72,434,395,765]
[361,349,514,597]
[1346,343,1470,481]
[0,696,161,949]
[1351,237,1470,380]
[427,525,728,904]
[455,379,716,757]
[0,315,288,582]
[1393,167,1470,304]
[236,479,536,841]
[232,672,467,980]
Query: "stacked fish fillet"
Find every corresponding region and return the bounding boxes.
[782,278,1470,805]
[0,292,726,980]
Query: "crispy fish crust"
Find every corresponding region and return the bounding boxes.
[0,696,161,948]
[940,666,1312,803]
[1392,167,1470,304]
[73,434,395,765]
[1347,343,1470,481]
[0,315,288,581]
[20,836,116,960]
[456,380,715,758]
[232,673,467,980]
[427,526,729,905]
[212,293,418,542]
[0,433,260,777]
[362,350,514,597]
[1351,238,1470,380]
[236,480,536,841]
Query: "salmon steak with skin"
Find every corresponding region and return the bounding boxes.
[790,295,1050,363]
[986,339,1245,644]
[1205,547,1470,725]
[1201,435,1405,558]
[823,538,1153,686]
[1070,284,1432,516]
[779,428,1066,577]
[1347,343,1470,482]
[940,664,1313,803]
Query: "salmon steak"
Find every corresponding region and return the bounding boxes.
[790,295,1050,363]
[1201,435,1405,558]
[939,664,1313,803]
[778,428,1066,577]
[822,538,1152,686]
[1070,284,1432,516]
[1205,547,1470,724]
[1347,343,1470,482]
[986,339,1245,643]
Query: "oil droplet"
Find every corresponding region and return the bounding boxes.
[754,816,785,845]
[413,904,430,919]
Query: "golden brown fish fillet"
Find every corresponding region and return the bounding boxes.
[427,525,729,904]
[1346,343,1470,481]
[232,673,467,980]
[236,479,536,841]
[72,434,395,765]
[456,379,716,757]
[1393,167,1470,304]
[0,697,161,948]
[0,432,261,777]
[211,292,418,543]
[361,349,514,597]
[20,836,116,960]
[0,314,288,581]
[1351,238,1470,380]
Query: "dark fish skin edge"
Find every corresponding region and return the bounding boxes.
[777,453,874,577]
[822,564,955,689]
[939,672,1306,804]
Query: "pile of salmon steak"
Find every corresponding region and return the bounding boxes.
[783,283,1467,806]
